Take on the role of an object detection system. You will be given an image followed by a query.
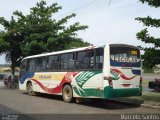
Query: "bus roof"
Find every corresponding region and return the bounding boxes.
[110,44,139,49]
[22,43,139,60]
[22,45,105,60]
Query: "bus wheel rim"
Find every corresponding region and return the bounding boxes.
[28,85,33,94]
[64,88,70,100]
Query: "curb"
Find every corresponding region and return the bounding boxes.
[110,99,160,110]
[141,104,160,109]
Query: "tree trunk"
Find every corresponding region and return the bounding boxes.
[11,64,15,75]
[11,54,15,75]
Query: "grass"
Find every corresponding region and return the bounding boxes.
[142,92,160,102]
[142,79,149,86]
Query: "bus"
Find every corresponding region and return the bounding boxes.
[19,44,142,103]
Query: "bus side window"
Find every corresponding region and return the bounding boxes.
[68,53,74,70]
[95,48,104,69]
[26,59,30,71]
[42,57,47,71]
[89,50,94,69]
[26,59,36,72]
[76,50,94,70]
[53,55,60,70]
[21,60,27,72]
[35,57,46,72]
[60,54,68,70]
[76,52,83,69]
[47,56,54,71]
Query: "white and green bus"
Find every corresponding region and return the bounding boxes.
[19,44,142,102]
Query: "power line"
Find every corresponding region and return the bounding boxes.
[56,0,103,18]
[55,0,121,19]
[75,0,111,16]
[76,0,121,17]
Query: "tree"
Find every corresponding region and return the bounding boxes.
[61,37,91,50]
[0,1,89,74]
[0,17,23,74]
[135,0,160,72]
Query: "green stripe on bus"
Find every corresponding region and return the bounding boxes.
[73,88,103,97]
[104,86,142,98]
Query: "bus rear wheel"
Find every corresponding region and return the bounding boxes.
[62,84,74,103]
[27,82,36,96]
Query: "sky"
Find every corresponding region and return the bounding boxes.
[0,0,159,64]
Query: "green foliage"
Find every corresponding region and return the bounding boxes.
[0,36,9,53]
[136,28,160,47]
[136,0,160,72]
[64,38,91,50]
[136,16,160,28]
[0,1,90,74]
[14,1,89,55]
[0,16,23,74]
[139,0,160,8]
[142,48,160,73]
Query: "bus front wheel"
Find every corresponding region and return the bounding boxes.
[62,84,74,103]
[27,82,36,96]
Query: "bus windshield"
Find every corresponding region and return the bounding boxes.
[110,46,141,67]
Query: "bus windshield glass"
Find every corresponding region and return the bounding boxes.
[110,46,141,67]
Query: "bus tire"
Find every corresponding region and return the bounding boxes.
[27,82,36,96]
[62,84,74,103]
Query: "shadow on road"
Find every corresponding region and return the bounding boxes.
[0,104,20,114]
[77,99,143,110]
[23,92,143,110]
[22,92,63,101]
[0,104,36,120]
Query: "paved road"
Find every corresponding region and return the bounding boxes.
[0,86,159,115]
[142,74,160,82]
[0,80,4,88]
[0,79,160,120]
